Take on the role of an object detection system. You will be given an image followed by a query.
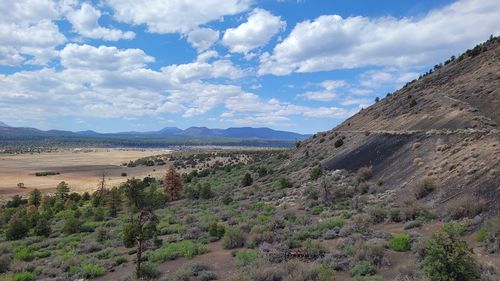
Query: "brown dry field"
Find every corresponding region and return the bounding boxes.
[0,148,170,199]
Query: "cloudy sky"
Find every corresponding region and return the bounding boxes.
[0,0,499,133]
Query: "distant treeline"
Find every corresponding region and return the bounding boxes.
[0,135,296,153]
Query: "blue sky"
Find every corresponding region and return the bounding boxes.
[0,0,498,134]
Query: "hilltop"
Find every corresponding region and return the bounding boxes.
[291,36,500,216]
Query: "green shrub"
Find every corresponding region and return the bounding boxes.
[242,173,253,186]
[112,256,127,266]
[208,221,225,239]
[311,206,323,215]
[149,240,208,262]
[63,215,81,234]
[389,234,411,252]
[80,263,106,278]
[221,193,233,205]
[140,261,160,279]
[475,228,488,242]
[200,183,213,199]
[235,249,259,268]
[350,261,376,277]
[422,227,479,281]
[5,214,29,240]
[222,226,246,249]
[334,139,344,148]
[303,239,326,258]
[310,166,323,180]
[277,177,292,189]
[12,272,36,281]
[0,255,11,273]
[367,206,386,224]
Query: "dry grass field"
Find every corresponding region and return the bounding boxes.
[0,149,170,198]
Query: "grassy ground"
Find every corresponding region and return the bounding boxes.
[0,149,498,281]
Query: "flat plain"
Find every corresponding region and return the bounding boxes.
[0,149,169,197]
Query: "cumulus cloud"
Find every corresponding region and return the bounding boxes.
[222,8,286,54]
[0,43,246,121]
[221,92,354,126]
[187,28,220,52]
[259,0,500,75]
[66,3,135,41]
[0,0,65,66]
[107,0,251,34]
[298,80,347,101]
[60,44,154,71]
[161,59,245,83]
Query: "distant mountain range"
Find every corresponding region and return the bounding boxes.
[0,123,310,141]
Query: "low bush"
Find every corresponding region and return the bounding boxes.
[310,166,323,180]
[414,178,435,199]
[448,195,486,219]
[334,139,344,148]
[0,255,10,273]
[235,249,259,268]
[389,234,411,252]
[149,240,208,262]
[350,261,376,277]
[79,263,106,278]
[222,226,246,249]
[12,272,36,281]
[367,206,386,224]
[140,261,160,279]
[356,166,373,182]
[303,239,326,258]
[422,226,479,281]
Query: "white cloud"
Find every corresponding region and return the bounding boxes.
[298,80,346,101]
[0,4,66,66]
[187,28,219,52]
[259,0,500,75]
[360,68,419,89]
[161,59,245,83]
[221,92,354,126]
[66,3,135,41]
[60,44,154,71]
[222,8,286,54]
[107,0,251,34]
[0,43,249,121]
[196,50,219,63]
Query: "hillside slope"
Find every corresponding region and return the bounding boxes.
[292,37,500,216]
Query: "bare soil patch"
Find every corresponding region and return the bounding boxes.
[0,148,169,198]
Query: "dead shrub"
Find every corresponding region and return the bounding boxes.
[447,195,486,219]
[353,240,386,267]
[414,178,435,199]
[401,201,425,221]
[356,166,373,182]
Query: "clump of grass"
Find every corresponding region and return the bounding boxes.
[149,240,208,262]
[389,234,411,252]
[235,249,259,268]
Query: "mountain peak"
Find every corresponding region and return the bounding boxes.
[0,121,10,128]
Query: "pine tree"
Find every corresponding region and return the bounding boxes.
[122,178,163,278]
[107,186,122,217]
[28,188,42,207]
[163,166,182,201]
[55,181,70,200]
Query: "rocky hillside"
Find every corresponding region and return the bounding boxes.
[292,36,500,217]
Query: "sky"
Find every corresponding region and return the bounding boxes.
[0,0,499,134]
